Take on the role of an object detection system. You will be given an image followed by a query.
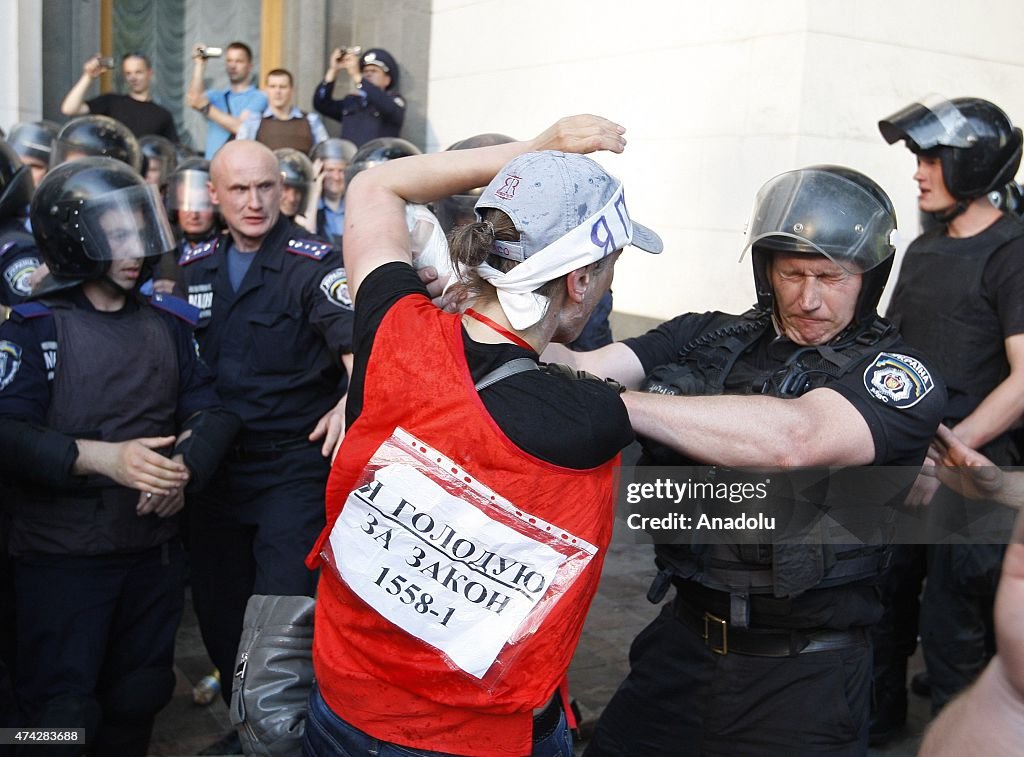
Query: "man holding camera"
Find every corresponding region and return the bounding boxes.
[312,46,405,147]
[187,41,268,160]
[60,53,178,142]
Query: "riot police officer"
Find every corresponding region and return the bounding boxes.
[549,166,947,755]
[5,120,60,190]
[872,96,1024,733]
[0,157,236,756]
[273,146,315,224]
[139,134,178,192]
[0,143,39,314]
[309,137,357,246]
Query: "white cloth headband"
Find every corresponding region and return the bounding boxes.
[475,182,634,330]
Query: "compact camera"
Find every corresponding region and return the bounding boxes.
[198,46,223,59]
[97,56,115,69]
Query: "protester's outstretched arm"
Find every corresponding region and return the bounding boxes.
[931,423,1024,507]
[919,511,1024,754]
[343,115,627,300]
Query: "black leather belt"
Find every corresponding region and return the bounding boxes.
[532,693,562,741]
[227,435,311,463]
[673,596,867,657]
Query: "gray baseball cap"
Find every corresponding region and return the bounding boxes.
[474,151,663,263]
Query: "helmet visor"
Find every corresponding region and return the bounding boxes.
[74,184,177,260]
[741,168,895,273]
[878,94,979,151]
[167,169,212,212]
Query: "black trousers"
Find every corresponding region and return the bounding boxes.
[13,541,185,757]
[187,444,328,705]
[585,600,872,757]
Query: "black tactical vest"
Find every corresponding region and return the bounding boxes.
[887,215,1024,435]
[641,311,899,623]
[7,298,181,556]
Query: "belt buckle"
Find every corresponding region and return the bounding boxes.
[703,611,728,655]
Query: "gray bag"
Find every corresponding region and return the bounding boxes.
[230,594,316,756]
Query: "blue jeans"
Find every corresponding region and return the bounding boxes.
[303,684,573,757]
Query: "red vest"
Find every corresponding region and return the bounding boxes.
[308,295,619,756]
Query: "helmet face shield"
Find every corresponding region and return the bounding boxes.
[741,168,895,274]
[878,95,979,151]
[168,169,212,212]
[73,184,177,261]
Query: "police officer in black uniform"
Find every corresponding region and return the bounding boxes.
[870,96,1024,734]
[0,157,237,756]
[0,143,40,315]
[179,140,354,750]
[273,147,316,224]
[548,166,947,756]
[145,159,221,298]
[309,137,357,247]
[5,120,60,191]
[312,47,405,147]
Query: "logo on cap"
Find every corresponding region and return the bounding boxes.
[495,175,520,201]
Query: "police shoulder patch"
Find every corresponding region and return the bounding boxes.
[863,352,935,409]
[0,340,23,391]
[150,292,201,326]
[179,240,217,267]
[320,267,352,309]
[10,302,52,321]
[287,238,333,261]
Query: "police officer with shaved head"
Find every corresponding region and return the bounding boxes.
[178,138,354,755]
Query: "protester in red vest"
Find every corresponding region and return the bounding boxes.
[303,114,662,757]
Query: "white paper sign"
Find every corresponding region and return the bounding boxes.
[328,428,594,679]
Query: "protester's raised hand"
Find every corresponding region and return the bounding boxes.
[530,115,627,157]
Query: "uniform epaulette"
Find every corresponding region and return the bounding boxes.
[286,238,333,261]
[179,239,217,267]
[150,292,200,326]
[10,301,52,320]
[0,232,36,260]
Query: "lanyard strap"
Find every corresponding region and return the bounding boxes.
[464,308,536,352]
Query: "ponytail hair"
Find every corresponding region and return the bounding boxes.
[447,207,562,302]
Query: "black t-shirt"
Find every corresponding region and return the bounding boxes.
[348,263,633,469]
[87,93,179,141]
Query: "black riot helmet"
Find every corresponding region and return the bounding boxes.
[50,115,142,172]
[30,157,177,292]
[345,137,421,185]
[741,165,897,325]
[274,148,315,218]
[167,158,219,240]
[139,135,178,189]
[433,133,516,235]
[879,96,1023,204]
[0,141,33,220]
[6,120,60,165]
